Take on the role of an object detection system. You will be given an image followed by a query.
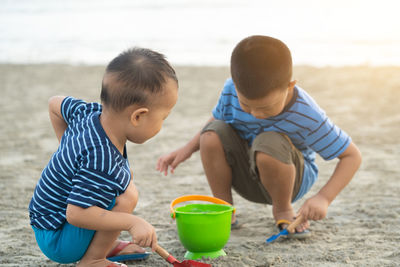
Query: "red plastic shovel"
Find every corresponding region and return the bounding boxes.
[155,245,212,267]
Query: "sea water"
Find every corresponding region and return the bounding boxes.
[1,0,399,66]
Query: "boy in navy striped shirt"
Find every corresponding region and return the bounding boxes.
[157,36,361,238]
[29,48,178,266]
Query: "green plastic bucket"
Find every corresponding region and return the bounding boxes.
[170,195,235,260]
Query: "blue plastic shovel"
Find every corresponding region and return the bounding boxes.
[266,215,304,243]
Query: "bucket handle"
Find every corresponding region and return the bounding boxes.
[170,195,235,219]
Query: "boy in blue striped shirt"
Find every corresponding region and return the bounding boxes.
[29,48,178,266]
[157,36,361,238]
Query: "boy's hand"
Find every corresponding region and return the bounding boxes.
[297,193,329,221]
[298,142,361,223]
[156,145,193,175]
[156,117,213,175]
[128,217,158,251]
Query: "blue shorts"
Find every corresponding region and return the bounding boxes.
[32,199,115,264]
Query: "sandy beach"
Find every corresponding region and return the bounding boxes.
[0,64,399,266]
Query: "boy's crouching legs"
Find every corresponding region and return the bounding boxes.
[78,180,144,267]
[256,151,296,221]
[200,130,234,205]
[253,131,308,231]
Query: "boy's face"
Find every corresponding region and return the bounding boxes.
[236,81,295,119]
[127,78,178,144]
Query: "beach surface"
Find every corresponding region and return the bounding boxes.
[0,64,399,266]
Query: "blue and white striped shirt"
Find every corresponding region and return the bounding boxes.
[213,79,351,198]
[213,78,351,162]
[29,97,131,230]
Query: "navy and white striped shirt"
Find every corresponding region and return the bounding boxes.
[213,79,351,198]
[29,97,131,230]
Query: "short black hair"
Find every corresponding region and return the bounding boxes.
[230,35,292,99]
[101,47,178,111]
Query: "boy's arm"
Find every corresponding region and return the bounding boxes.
[299,141,362,221]
[48,96,67,142]
[66,176,157,250]
[66,204,157,250]
[156,116,215,175]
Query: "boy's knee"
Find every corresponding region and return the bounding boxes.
[200,130,221,149]
[200,120,233,150]
[255,151,274,166]
[252,131,293,165]
[255,151,296,183]
[253,132,296,176]
[255,150,293,168]
[253,131,290,148]
[114,182,138,213]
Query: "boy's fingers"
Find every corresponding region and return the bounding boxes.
[156,159,161,171]
[296,209,307,222]
[156,160,166,174]
[159,159,168,172]
[151,232,158,251]
[301,211,311,222]
[171,158,181,170]
[140,236,148,247]
[144,235,151,248]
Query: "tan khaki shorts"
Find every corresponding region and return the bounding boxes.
[201,120,304,204]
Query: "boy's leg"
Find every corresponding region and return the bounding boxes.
[251,131,308,231]
[201,122,308,231]
[200,130,234,204]
[200,121,272,225]
[201,120,274,204]
[256,153,296,220]
[200,120,252,205]
[78,180,144,266]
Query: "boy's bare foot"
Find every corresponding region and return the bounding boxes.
[272,207,309,233]
[107,264,127,267]
[77,241,144,267]
[108,240,146,256]
[231,214,237,224]
[231,214,243,229]
[77,259,127,267]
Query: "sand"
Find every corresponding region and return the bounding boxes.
[0,64,399,266]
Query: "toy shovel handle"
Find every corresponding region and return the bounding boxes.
[170,195,235,219]
[155,244,179,264]
[286,215,304,233]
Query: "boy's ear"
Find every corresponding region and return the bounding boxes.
[288,80,297,90]
[130,107,149,126]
